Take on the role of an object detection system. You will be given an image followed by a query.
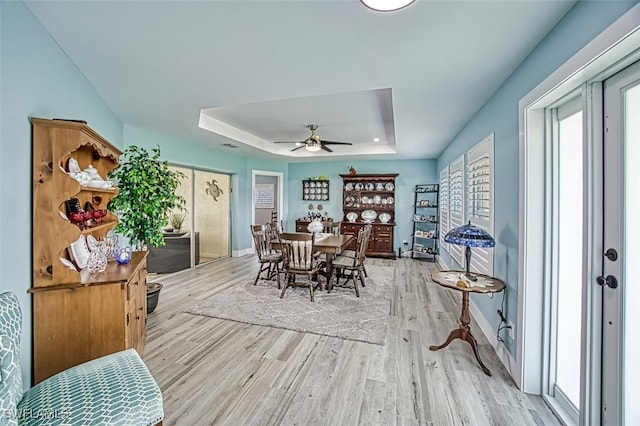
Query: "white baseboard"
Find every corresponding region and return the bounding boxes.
[435,255,517,381]
[233,248,254,257]
[468,298,518,382]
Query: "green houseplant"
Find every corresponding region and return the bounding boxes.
[108,145,185,249]
[168,210,187,232]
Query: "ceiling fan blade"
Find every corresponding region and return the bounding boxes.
[290,145,306,152]
[321,145,333,153]
[274,141,302,144]
[321,140,353,145]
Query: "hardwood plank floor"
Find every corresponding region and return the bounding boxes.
[143,256,560,426]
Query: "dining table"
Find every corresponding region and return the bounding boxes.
[312,233,353,291]
[272,232,353,291]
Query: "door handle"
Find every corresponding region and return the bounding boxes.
[603,248,618,261]
[596,275,618,289]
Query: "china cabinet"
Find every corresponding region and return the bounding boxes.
[30,118,148,384]
[412,184,439,261]
[340,173,398,258]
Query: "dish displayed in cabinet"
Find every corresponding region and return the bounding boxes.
[361,210,377,223]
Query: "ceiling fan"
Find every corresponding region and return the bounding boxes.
[274,124,353,152]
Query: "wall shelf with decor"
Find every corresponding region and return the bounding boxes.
[340,173,398,259]
[302,179,329,201]
[30,117,148,385]
[412,183,439,261]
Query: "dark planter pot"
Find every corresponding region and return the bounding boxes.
[147,282,163,314]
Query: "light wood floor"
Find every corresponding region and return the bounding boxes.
[143,256,560,426]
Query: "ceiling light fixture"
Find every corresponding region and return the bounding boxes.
[373,137,380,142]
[305,143,321,152]
[361,0,415,12]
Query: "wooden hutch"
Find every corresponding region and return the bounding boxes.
[340,173,398,258]
[30,118,148,384]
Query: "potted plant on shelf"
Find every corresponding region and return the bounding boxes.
[168,210,187,233]
[108,145,185,314]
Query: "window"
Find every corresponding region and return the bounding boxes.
[449,155,465,267]
[466,133,494,276]
[439,166,450,252]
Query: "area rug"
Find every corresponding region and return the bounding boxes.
[184,265,394,345]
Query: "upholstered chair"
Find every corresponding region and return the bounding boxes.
[0,292,164,426]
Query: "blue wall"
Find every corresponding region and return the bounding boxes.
[0,0,124,388]
[287,160,437,250]
[436,0,638,356]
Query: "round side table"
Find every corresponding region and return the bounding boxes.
[429,270,505,376]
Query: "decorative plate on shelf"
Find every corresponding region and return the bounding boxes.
[385,182,395,191]
[355,183,364,191]
[373,195,382,204]
[387,196,394,204]
[379,213,391,223]
[365,183,375,191]
[361,196,369,204]
[59,257,77,271]
[69,235,90,269]
[361,210,377,223]
[346,212,358,222]
[345,183,354,191]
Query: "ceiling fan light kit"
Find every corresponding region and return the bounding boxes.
[274,124,353,153]
[361,0,415,12]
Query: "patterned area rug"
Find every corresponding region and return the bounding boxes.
[184,265,394,345]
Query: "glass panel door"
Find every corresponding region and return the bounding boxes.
[545,98,584,423]
[602,60,640,425]
[169,166,231,267]
[194,170,230,263]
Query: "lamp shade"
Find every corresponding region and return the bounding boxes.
[444,221,495,248]
[361,0,416,12]
[305,144,321,152]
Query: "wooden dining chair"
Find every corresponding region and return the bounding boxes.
[322,221,341,235]
[278,232,325,302]
[341,223,372,279]
[268,220,284,241]
[330,226,369,297]
[250,224,282,288]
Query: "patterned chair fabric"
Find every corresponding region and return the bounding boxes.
[279,233,325,302]
[0,292,23,426]
[0,292,164,426]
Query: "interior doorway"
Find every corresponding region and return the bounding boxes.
[252,170,284,227]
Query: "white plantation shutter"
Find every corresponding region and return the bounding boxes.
[466,134,494,276]
[449,155,465,267]
[439,166,450,253]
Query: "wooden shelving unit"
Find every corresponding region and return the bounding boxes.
[30,118,148,384]
[412,184,439,261]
